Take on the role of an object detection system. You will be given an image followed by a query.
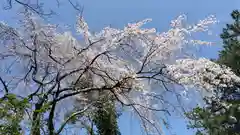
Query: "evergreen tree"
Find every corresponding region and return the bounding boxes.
[93,99,121,135]
[218,10,240,76]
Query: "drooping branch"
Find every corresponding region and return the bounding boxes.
[56,102,93,135]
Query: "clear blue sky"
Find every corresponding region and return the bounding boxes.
[0,0,240,135]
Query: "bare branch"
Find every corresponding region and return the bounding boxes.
[0,77,9,94]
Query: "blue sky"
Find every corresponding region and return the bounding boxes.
[0,0,240,135]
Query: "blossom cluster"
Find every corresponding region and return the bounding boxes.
[166,58,240,92]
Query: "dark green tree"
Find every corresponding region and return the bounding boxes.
[93,98,121,135]
[218,10,240,76]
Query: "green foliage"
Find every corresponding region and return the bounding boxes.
[0,94,30,135]
[218,10,240,76]
[34,103,51,113]
[186,10,240,135]
[186,101,240,135]
[93,97,121,135]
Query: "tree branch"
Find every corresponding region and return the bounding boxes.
[0,76,9,94]
[56,102,93,135]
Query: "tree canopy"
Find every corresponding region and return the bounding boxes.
[1,4,240,135]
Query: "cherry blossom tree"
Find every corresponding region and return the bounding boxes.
[0,9,238,135]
